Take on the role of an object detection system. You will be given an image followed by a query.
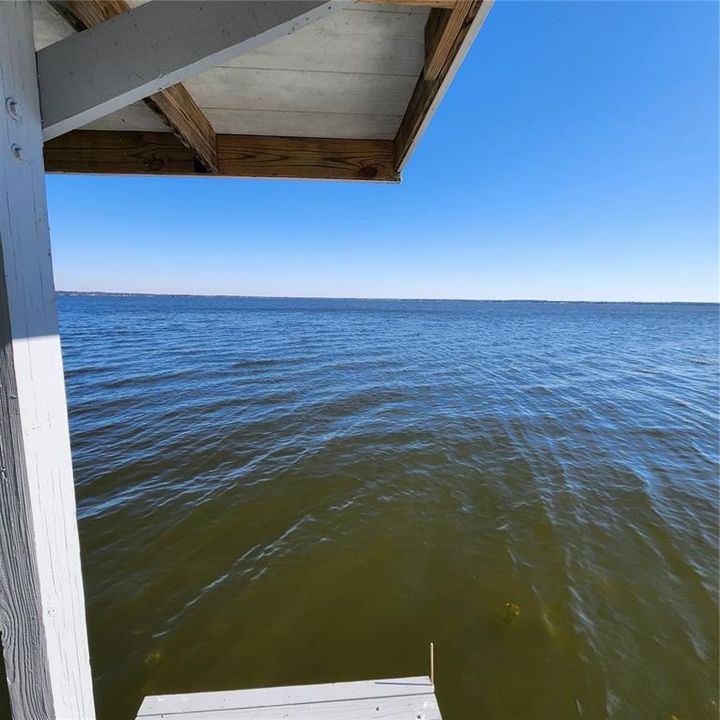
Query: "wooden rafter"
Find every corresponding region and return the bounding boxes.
[50,0,218,173]
[52,0,132,28]
[393,0,492,170]
[43,130,400,183]
[424,3,474,81]
[142,86,218,175]
[361,0,457,7]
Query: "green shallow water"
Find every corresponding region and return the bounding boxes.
[2,297,718,719]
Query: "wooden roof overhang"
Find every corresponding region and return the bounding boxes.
[36,0,493,182]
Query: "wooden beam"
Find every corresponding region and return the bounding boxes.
[51,0,219,173]
[38,0,343,141]
[143,86,217,174]
[51,0,132,28]
[360,0,457,7]
[217,134,397,181]
[424,4,474,81]
[0,3,95,719]
[45,131,197,175]
[393,0,493,170]
[43,130,400,182]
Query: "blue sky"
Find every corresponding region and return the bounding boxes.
[46,1,719,302]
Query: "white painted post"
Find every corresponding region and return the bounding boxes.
[0,2,95,719]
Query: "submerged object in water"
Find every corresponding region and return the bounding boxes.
[504,602,521,625]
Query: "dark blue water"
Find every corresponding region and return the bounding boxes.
[51,296,720,719]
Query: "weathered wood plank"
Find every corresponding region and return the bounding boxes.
[0,3,95,718]
[185,68,416,117]
[138,694,441,719]
[220,26,425,76]
[43,130,400,182]
[218,134,398,181]
[298,7,430,37]
[393,0,493,170]
[79,106,403,140]
[43,130,197,175]
[52,0,134,28]
[205,109,402,140]
[138,677,437,717]
[37,0,343,140]
[424,5,473,81]
[52,0,219,173]
[143,85,218,173]
[82,102,173,133]
[360,0,455,7]
[180,6,426,141]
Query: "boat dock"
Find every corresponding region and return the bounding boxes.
[136,677,441,719]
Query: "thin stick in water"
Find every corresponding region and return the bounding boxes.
[430,642,435,686]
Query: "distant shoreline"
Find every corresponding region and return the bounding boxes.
[56,291,718,306]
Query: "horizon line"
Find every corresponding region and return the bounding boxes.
[56,290,719,305]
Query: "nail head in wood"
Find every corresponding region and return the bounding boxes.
[5,97,20,119]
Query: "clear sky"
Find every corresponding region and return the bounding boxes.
[46,1,719,302]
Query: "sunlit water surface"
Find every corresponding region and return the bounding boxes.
[4,297,718,720]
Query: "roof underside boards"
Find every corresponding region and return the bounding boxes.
[33,0,492,180]
[34,2,429,140]
[135,676,442,720]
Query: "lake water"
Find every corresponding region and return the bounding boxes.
[3,296,719,719]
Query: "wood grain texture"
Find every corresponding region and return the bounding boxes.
[0,226,53,720]
[292,7,430,39]
[394,0,492,170]
[38,0,341,140]
[44,130,400,182]
[184,67,417,116]
[217,134,397,180]
[137,677,440,719]
[136,696,440,719]
[53,0,219,172]
[218,20,426,76]
[361,0,456,7]
[44,130,197,175]
[56,0,133,27]
[179,7,425,140]
[424,5,472,81]
[82,102,174,133]
[205,108,402,140]
[0,3,95,718]
[143,85,218,173]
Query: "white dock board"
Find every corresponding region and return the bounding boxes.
[137,676,441,719]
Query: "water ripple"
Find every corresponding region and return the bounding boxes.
[56,296,719,720]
